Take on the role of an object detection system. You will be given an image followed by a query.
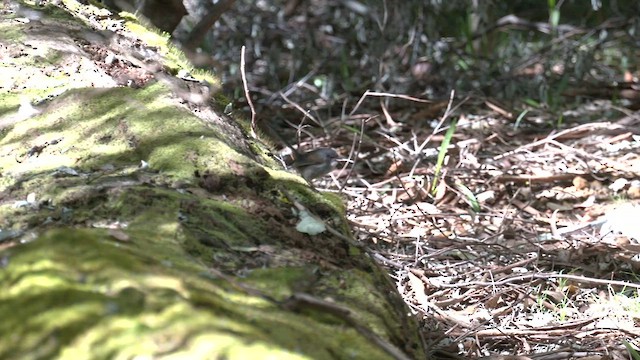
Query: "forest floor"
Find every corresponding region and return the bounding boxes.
[208,1,640,359]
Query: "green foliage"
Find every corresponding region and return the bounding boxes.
[455,182,480,212]
[431,118,457,194]
[625,340,640,359]
[514,109,529,130]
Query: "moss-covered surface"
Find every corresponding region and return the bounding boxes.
[0,229,401,359]
[0,1,426,359]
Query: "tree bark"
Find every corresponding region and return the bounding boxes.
[0,2,427,359]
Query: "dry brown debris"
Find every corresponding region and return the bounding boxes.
[327,96,640,359]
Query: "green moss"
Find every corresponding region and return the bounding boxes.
[0,229,396,359]
[40,2,81,21]
[0,23,25,42]
[124,21,169,48]
[0,83,249,183]
[243,267,319,300]
[0,93,22,118]
[0,4,425,358]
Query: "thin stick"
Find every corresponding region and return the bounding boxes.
[279,91,320,125]
[240,46,257,138]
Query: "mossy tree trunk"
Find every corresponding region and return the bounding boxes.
[0,1,427,359]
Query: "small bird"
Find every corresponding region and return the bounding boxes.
[289,147,339,181]
[262,124,339,181]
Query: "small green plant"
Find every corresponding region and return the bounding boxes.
[431,118,457,194]
[624,341,640,360]
[548,0,561,30]
[555,114,564,128]
[523,98,541,108]
[514,109,529,130]
[455,182,480,212]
